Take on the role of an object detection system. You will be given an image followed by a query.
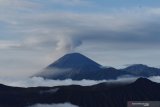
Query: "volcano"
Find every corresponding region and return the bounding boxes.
[35,53,132,80]
[47,53,102,70]
[37,53,160,80]
[35,53,103,80]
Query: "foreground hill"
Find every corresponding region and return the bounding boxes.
[0,78,160,107]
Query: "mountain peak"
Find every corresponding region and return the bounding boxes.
[35,52,103,79]
[122,64,150,73]
[126,64,149,69]
[133,77,154,85]
[136,77,151,82]
[47,52,101,69]
[65,52,85,57]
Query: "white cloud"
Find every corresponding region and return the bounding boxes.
[0,40,20,49]
[0,0,39,9]
[0,76,159,88]
[0,77,108,87]
[149,76,160,83]
[28,103,78,107]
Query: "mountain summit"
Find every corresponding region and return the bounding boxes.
[47,53,101,70]
[35,53,133,80]
[35,53,104,80]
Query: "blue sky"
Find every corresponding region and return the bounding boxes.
[1,0,160,77]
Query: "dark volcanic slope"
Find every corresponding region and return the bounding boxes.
[0,78,160,107]
[35,53,102,79]
[35,53,160,80]
[47,53,101,69]
[35,53,132,80]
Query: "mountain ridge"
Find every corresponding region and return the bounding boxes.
[34,53,160,80]
[121,64,160,77]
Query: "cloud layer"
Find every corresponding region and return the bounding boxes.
[28,103,78,107]
[1,76,160,88]
[0,77,107,87]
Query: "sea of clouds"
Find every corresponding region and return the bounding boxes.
[0,76,159,88]
[28,103,78,107]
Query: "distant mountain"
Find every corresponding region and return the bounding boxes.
[47,53,101,69]
[121,64,160,77]
[34,53,160,80]
[35,53,131,80]
[0,78,160,107]
[35,53,102,79]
